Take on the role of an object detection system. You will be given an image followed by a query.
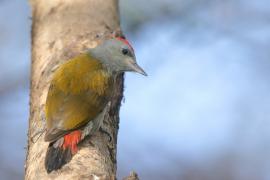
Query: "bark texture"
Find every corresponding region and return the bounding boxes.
[25,0,127,179]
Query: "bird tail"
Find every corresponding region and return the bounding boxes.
[45,130,82,173]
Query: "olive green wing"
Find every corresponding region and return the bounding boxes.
[44,54,113,142]
[44,84,109,142]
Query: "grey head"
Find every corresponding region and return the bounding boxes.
[87,38,147,76]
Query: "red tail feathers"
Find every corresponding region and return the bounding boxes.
[62,130,81,154]
[45,130,82,173]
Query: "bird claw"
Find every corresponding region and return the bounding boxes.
[99,127,112,142]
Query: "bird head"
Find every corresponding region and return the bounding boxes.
[88,37,147,76]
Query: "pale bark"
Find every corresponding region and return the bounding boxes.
[25,0,135,179]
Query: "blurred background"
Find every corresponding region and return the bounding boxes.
[0,0,270,179]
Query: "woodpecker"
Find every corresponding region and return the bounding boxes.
[44,37,146,173]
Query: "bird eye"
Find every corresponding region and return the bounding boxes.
[122,48,129,55]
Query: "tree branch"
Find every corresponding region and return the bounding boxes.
[25,0,127,179]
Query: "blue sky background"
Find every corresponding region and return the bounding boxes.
[0,0,270,179]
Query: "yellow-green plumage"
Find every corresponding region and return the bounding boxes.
[45,53,113,142]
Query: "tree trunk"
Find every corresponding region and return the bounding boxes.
[25,0,130,179]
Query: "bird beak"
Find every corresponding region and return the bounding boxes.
[129,62,147,76]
